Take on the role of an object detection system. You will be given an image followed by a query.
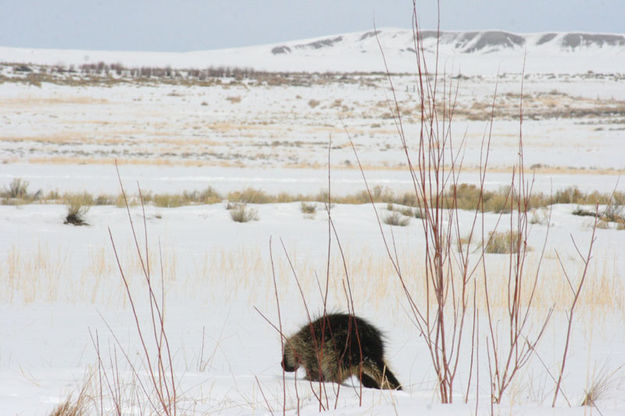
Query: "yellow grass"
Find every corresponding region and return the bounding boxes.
[2,242,622,320]
[0,96,110,106]
[25,156,239,168]
[17,154,625,176]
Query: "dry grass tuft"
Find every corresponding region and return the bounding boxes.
[573,200,625,227]
[146,186,222,207]
[1,177,41,204]
[63,193,92,226]
[485,230,522,254]
[383,211,410,227]
[6,178,30,199]
[581,364,624,408]
[49,380,89,416]
[307,99,321,108]
[387,202,423,219]
[227,188,272,204]
[529,208,550,225]
[230,204,259,223]
[49,396,88,416]
[300,201,317,215]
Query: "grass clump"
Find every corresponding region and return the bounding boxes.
[308,99,321,108]
[3,183,624,216]
[49,387,88,416]
[602,201,625,224]
[387,203,423,219]
[300,202,317,215]
[400,206,423,219]
[151,193,185,207]
[94,193,116,205]
[485,230,522,254]
[6,178,30,199]
[230,204,259,223]
[450,184,516,212]
[191,186,222,204]
[146,186,222,207]
[63,193,91,226]
[227,187,271,204]
[529,208,550,225]
[572,206,597,217]
[572,200,625,227]
[1,178,41,204]
[581,365,624,408]
[383,211,410,227]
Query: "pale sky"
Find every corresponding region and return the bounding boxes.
[1,0,623,51]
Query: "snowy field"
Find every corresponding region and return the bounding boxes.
[2,28,625,415]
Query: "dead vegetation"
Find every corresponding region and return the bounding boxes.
[2,177,623,221]
[63,193,92,226]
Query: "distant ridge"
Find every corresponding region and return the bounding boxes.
[1,28,624,75]
[270,29,625,54]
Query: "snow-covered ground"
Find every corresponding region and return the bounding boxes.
[1,202,625,415]
[1,28,625,415]
[1,71,624,197]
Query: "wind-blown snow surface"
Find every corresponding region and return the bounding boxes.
[1,202,625,415]
[2,28,625,74]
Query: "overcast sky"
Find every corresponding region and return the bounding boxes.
[1,0,623,52]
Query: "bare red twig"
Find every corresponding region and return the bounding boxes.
[552,213,598,407]
[482,61,554,406]
[101,162,177,415]
[268,237,287,416]
[366,2,479,403]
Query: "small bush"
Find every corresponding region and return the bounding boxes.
[400,206,423,218]
[196,186,222,204]
[308,99,321,108]
[94,194,115,205]
[2,178,41,203]
[529,208,549,225]
[485,230,522,254]
[397,191,419,207]
[572,206,597,217]
[46,190,61,200]
[64,194,91,226]
[602,201,625,224]
[152,193,185,208]
[227,188,271,204]
[115,194,138,207]
[230,204,259,223]
[573,203,625,225]
[300,202,317,214]
[553,186,584,204]
[6,178,30,199]
[383,211,410,227]
[387,203,423,219]
[146,187,222,207]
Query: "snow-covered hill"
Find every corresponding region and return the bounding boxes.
[1,28,624,74]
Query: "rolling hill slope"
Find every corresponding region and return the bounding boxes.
[1,28,624,74]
